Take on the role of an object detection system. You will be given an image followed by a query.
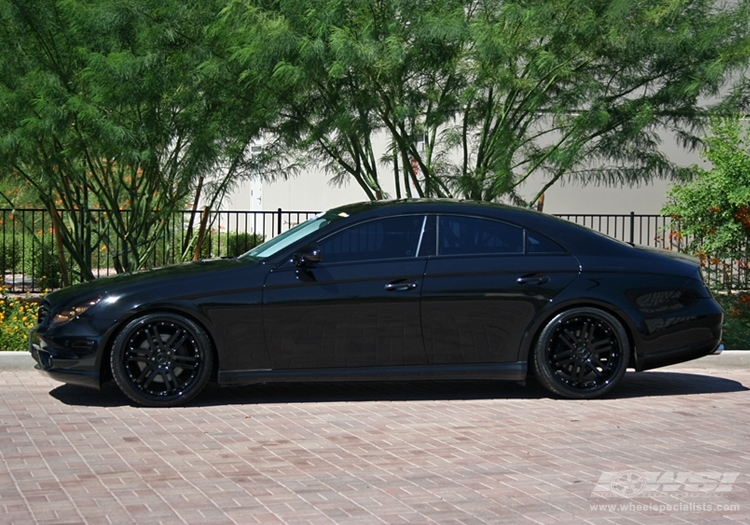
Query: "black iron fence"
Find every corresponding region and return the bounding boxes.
[554,212,683,249]
[554,212,749,289]
[0,207,745,293]
[1,208,319,293]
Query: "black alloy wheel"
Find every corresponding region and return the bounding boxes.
[533,307,630,399]
[111,313,213,407]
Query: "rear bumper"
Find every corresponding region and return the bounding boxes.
[634,304,723,371]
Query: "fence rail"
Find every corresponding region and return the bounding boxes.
[554,212,684,250]
[0,207,745,293]
[1,208,319,293]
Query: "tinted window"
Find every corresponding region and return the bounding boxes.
[438,216,523,256]
[242,211,342,260]
[318,215,426,264]
[526,232,565,253]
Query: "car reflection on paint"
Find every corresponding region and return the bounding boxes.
[30,199,723,407]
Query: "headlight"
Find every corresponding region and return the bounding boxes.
[52,297,102,326]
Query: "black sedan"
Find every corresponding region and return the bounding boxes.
[30,199,723,406]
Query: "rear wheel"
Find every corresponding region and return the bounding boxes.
[111,313,213,407]
[533,307,629,399]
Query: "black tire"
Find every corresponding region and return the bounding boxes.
[111,313,213,407]
[532,307,630,399]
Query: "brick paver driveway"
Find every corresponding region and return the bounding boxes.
[1,365,749,524]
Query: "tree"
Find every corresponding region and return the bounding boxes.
[662,116,750,263]
[216,0,750,204]
[0,0,262,281]
[663,116,750,347]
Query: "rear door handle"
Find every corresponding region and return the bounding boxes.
[385,280,418,292]
[516,274,550,285]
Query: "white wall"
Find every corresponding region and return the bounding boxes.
[224,131,703,215]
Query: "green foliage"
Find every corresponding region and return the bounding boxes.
[0,212,62,289]
[216,0,750,204]
[662,116,750,263]
[226,232,265,257]
[714,294,750,350]
[0,180,38,209]
[662,116,750,345]
[0,233,21,275]
[198,231,265,259]
[0,288,39,351]
[1,0,748,292]
[0,0,264,283]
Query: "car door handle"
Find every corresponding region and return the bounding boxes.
[517,274,550,285]
[385,280,418,292]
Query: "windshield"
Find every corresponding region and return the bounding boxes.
[239,211,346,260]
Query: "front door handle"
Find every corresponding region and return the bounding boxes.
[385,279,418,292]
[516,274,550,285]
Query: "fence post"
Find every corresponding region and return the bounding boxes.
[277,208,283,235]
[629,211,635,245]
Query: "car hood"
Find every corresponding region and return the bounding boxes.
[44,258,255,307]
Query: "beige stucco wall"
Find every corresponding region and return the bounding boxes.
[225,131,703,215]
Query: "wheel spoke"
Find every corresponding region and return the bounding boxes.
[139,366,160,389]
[166,329,188,352]
[591,337,614,355]
[580,321,592,343]
[146,326,164,353]
[127,352,150,364]
[160,369,177,394]
[574,364,587,384]
[134,364,149,383]
[583,360,604,377]
[559,329,578,348]
[173,355,198,370]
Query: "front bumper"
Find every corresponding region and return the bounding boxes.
[29,325,103,390]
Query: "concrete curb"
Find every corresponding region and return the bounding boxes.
[1,350,748,372]
[0,351,37,371]
[663,349,750,370]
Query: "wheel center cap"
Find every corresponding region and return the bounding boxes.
[574,344,591,359]
[155,352,171,366]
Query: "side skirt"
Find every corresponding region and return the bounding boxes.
[218,362,527,386]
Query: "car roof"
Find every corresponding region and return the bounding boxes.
[330,198,516,216]
[327,198,635,257]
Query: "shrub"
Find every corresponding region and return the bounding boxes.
[226,232,264,257]
[0,232,22,275]
[25,235,62,289]
[714,293,750,350]
[662,116,750,291]
[0,282,39,351]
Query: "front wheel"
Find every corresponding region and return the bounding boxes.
[111,313,214,407]
[532,307,630,399]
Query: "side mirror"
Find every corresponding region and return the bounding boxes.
[293,244,322,267]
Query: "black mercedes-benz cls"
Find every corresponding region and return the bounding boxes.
[30,199,723,406]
